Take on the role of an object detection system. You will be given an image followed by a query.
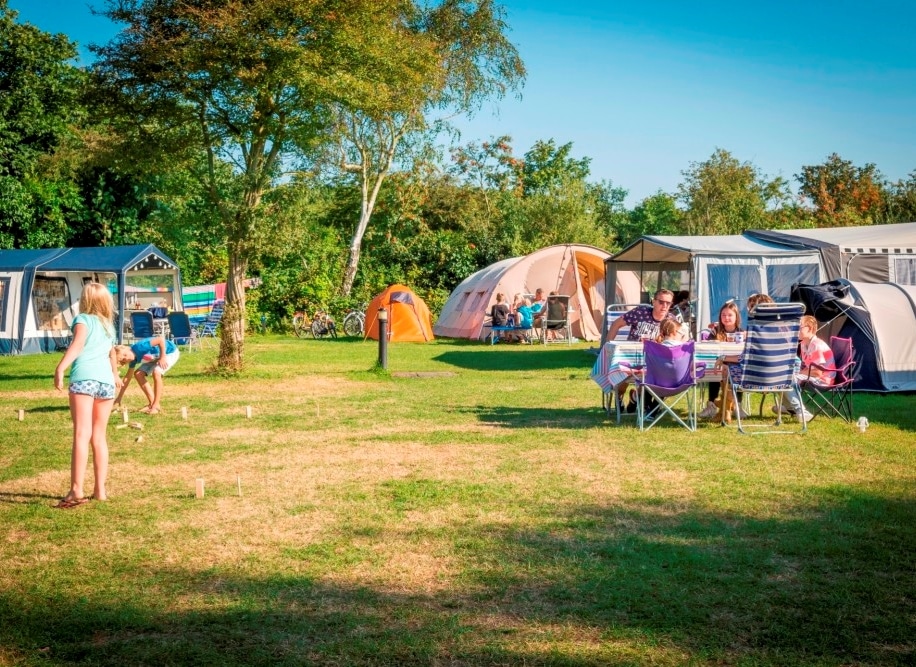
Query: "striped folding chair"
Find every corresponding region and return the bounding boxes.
[724,302,808,435]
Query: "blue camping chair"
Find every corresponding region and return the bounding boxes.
[129,311,155,340]
[724,302,808,434]
[197,299,224,347]
[167,311,200,352]
[621,340,706,432]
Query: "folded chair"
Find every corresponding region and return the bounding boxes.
[724,302,807,435]
[129,310,155,340]
[197,299,224,347]
[167,311,200,352]
[799,336,856,422]
[623,340,706,432]
[539,295,572,344]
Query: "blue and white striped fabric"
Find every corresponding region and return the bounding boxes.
[731,303,805,391]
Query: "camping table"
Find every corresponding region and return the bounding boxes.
[590,340,745,403]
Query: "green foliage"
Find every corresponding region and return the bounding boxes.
[678,148,783,235]
[616,191,683,248]
[0,2,84,179]
[885,171,916,223]
[521,139,590,196]
[0,1,88,249]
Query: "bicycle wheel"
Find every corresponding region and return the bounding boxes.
[292,313,307,337]
[342,313,362,337]
[310,319,326,339]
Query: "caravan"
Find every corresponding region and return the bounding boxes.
[0,245,182,354]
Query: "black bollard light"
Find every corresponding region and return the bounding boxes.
[377,307,388,370]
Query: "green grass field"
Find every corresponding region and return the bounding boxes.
[1,336,914,666]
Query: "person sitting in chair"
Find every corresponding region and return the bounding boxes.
[490,293,510,342]
[542,292,568,341]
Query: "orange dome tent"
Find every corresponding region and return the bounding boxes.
[364,284,435,342]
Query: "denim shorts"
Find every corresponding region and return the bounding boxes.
[69,380,116,400]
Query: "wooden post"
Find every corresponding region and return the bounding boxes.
[195,478,205,498]
[181,407,188,420]
[245,405,252,419]
[18,409,24,421]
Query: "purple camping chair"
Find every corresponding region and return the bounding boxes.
[623,340,706,432]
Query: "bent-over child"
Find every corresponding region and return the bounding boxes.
[114,336,180,415]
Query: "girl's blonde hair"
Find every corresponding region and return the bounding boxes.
[113,345,135,366]
[656,318,680,342]
[800,315,818,331]
[80,282,115,336]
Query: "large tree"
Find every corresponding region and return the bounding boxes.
[0,1,86,248]
[91,0,438,371]
[795,153,885,226]
[325,0,524,296]
[885,171,916,223]
[678,148,788,235]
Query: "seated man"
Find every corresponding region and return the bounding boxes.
[541,292,568,341]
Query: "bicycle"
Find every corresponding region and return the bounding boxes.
[342,302,367,337]
[292,309,337,339]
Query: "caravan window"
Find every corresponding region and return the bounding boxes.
[767,263,820,301]
[0,277,8,329]
[32,277,72,331]
[894,258,916,285]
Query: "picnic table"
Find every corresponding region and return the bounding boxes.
[590,339,744,393]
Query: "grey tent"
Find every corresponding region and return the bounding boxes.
[747,221,916,284]
[0,244,182,354]
[604,234,823,342]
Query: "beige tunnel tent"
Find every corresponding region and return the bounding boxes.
[434,244,640,342]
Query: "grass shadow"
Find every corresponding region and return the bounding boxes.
[434,347,594,372]
[1,488,912,665]
[462,404,603,429]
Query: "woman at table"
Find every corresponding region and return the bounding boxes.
[699,301,747,419]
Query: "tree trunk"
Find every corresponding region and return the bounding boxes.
[340,218,365,297]
[218,251,247,372]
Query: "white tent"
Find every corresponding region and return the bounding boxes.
[434,244,640,342]
[747,222,916,285]
[792,279,916,392]
[0,244,182,355]
[605,235,824,341]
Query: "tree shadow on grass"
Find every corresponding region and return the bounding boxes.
[2,488,912,665]
[462,404,604,430]
[434,347,594,372]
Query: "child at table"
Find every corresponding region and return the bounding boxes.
[512,297,535,343]
[656,319,684,347]
[699,301,746,419]
[771,315,834,421]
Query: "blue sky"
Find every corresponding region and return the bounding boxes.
[10,0,916,205]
